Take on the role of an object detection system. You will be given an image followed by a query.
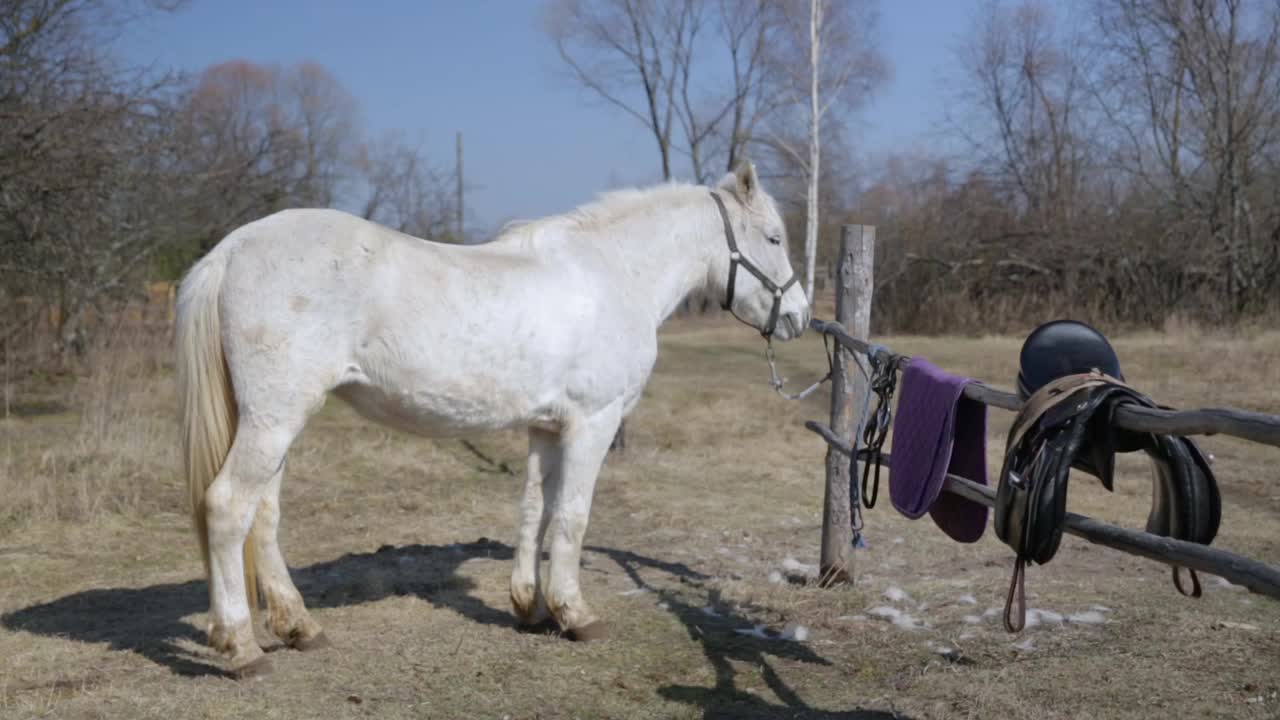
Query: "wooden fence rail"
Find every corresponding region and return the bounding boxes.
[805,421,1280,599]
[813,320,1280,449]
[805,223,1280,604]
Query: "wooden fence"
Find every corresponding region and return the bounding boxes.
[805,225,1280,600]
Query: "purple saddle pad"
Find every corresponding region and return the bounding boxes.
[887,356,989,543]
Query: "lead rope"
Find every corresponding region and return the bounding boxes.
[762,329,880,550]
[764,333,834,401]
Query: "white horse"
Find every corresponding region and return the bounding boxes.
[175,161,808,677]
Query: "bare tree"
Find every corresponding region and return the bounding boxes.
[0,0,188,351]
[955,0,1094,229]
[1092,0,1280,316]
[282,61,359,208]
[546,0,792,185]
[714,0,779,174]
[355,130,459,242]
[175,59,361,251]
[762,0,887,305]
[546,0,700,181]
[1,1,469,365]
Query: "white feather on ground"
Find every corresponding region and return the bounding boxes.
[781,556,818,577]
[1210,576,1246,592]
[926,640,958,658]
[734,624,809,641]
[1067,610,1108,625]
[1214,621,1260,631]
[1027,609,1064,626]
[883,586,911,604]
[958,594,978,605]
[868,605,926,630]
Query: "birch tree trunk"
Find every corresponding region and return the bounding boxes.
[804,0,823,306]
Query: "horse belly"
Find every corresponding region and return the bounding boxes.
[332,373,556,438]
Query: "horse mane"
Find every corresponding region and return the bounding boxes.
[495,180,708,246]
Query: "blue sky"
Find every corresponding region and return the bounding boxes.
[119,0,980,237]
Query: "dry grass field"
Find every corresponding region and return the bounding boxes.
[1,316,1278,719]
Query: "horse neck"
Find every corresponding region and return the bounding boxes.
[591,191,723,325]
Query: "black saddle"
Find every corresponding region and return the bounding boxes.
[993,320,1221,632]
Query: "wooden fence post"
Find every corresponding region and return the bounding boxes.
[819,224,874,586]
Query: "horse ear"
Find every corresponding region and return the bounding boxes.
[716,160,759,202]
[733,160,758,203]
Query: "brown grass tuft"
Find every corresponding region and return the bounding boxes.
[1,324,178,527]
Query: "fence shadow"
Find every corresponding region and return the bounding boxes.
[586,546,913,720]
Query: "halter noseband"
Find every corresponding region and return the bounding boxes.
[710,190,799,338]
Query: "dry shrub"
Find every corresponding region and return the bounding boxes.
[0,322,179,527]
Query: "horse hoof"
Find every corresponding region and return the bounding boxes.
[233,655,275,680]
[565,621,608,642]
[293,632,332,652]
[516,618,558,635]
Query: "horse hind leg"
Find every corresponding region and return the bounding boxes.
[251,460,328,651]
[205,412,310,677]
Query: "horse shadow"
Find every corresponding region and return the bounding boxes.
[4,540,911,717]
[1,538,514,678]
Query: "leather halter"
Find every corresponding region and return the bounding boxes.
[710,190,799,338]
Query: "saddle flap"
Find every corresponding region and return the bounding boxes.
[1144,435,1221,545]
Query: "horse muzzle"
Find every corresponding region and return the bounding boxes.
[768,308,808,341]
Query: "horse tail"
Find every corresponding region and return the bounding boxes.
[176,244,258,615]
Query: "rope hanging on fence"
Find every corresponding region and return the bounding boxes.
[848,351,876,539]
[858,346,901,510]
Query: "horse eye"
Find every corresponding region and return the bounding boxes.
[767,235,781,246]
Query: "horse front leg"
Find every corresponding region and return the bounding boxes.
[543,405,621,641]
[511,427,561,629]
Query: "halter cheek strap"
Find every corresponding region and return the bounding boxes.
[710,191,799,338]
